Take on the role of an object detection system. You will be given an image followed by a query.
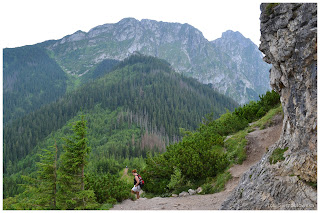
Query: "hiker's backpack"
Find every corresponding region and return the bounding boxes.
[137,174,145,188]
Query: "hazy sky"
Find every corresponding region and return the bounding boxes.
[0,0,312,49]
[1,0,264,48]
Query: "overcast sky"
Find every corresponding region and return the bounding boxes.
[0,0,313,49]
[1,0,265,48]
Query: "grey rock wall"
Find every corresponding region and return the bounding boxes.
[221,3,317,210]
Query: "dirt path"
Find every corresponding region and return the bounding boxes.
[122,168,128,178]
[112,116,283,210]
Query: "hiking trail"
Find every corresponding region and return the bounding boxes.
[112,115,283,210]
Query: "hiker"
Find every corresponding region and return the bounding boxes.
[131,169,141,199]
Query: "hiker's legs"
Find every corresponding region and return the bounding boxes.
[136,191,140,199]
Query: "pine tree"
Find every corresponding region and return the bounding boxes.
[11,141,59,210]
[36,140,58,209]
[57,115,97,210]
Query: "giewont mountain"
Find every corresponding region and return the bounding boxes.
[39,18,270,104]
[4,18,271,124]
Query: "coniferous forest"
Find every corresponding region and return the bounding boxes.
[5,53,275,209]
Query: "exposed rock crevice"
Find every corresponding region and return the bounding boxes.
[221,3,317,210]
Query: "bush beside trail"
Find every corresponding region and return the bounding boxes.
[141,90,280,196]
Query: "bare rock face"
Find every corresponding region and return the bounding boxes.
[221,3,317,210]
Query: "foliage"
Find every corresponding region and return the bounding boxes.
[81,59,119,83]
[143,90,280,196]
[3,46,68,124]
[167,167,185,191]
[201,111,248,136]
[143,129,229,194]
[306,181,317,189]
[4,54,238,176]
[233,90,280,123]
[35,141,58,209]
[85,173,132,204]
[210,171,232,193]
[269,147,288,164]
[252,104,283,130]
[57,115,98,210]
[224,129,248,165]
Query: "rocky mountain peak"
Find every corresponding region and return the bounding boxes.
[42,18,271,104]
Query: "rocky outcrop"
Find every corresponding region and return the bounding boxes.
[221,3,317,210]
[211,30,271,101]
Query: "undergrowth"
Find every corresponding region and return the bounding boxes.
[252,104,283,130]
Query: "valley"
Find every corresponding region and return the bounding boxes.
[2,2,316,210]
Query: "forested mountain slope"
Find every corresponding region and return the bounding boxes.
[39,18,270,104]
[3,46,68,124]
[3,54,238,199]
[3,18,271,124]
[3,46,119,125]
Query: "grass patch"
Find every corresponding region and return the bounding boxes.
[252,104,283,130]
[211,171,232,193]
[200,171,232,194]
[269,147,288,164]
[98,203,114,210]
[224,129,248,165]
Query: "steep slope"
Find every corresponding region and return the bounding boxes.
[4,19,270,124]
[211,30,271,102]
[3,54,238,177]
[3,47,119,124]
[221,3,317,210]
[111,106,283,210]
[3,46,68,124]
[38,18,270,104]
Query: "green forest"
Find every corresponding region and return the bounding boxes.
[3,46,120,125]
[3,46,68,124]
[4,54,251,209]
[3,83,280,209]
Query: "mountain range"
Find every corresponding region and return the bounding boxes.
[4,18,271,125]
[39,18,270,103]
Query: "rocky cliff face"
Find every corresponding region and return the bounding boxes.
[211,30,271,101]
[40,18,271,104]
[221,3,317,210]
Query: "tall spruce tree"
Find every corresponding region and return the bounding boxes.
[10,141,59,210]
[35,140,58,209]
[57,115,97,210]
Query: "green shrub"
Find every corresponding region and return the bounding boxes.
[167,167,185,191]
[234,90,280,123]
[211,171,232,193]
[98,203,114,210]
[85,173,131,204]
[201,183,214,194]
[224,130,248,165]
[256,107,267,118]
[143,90,280,196]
